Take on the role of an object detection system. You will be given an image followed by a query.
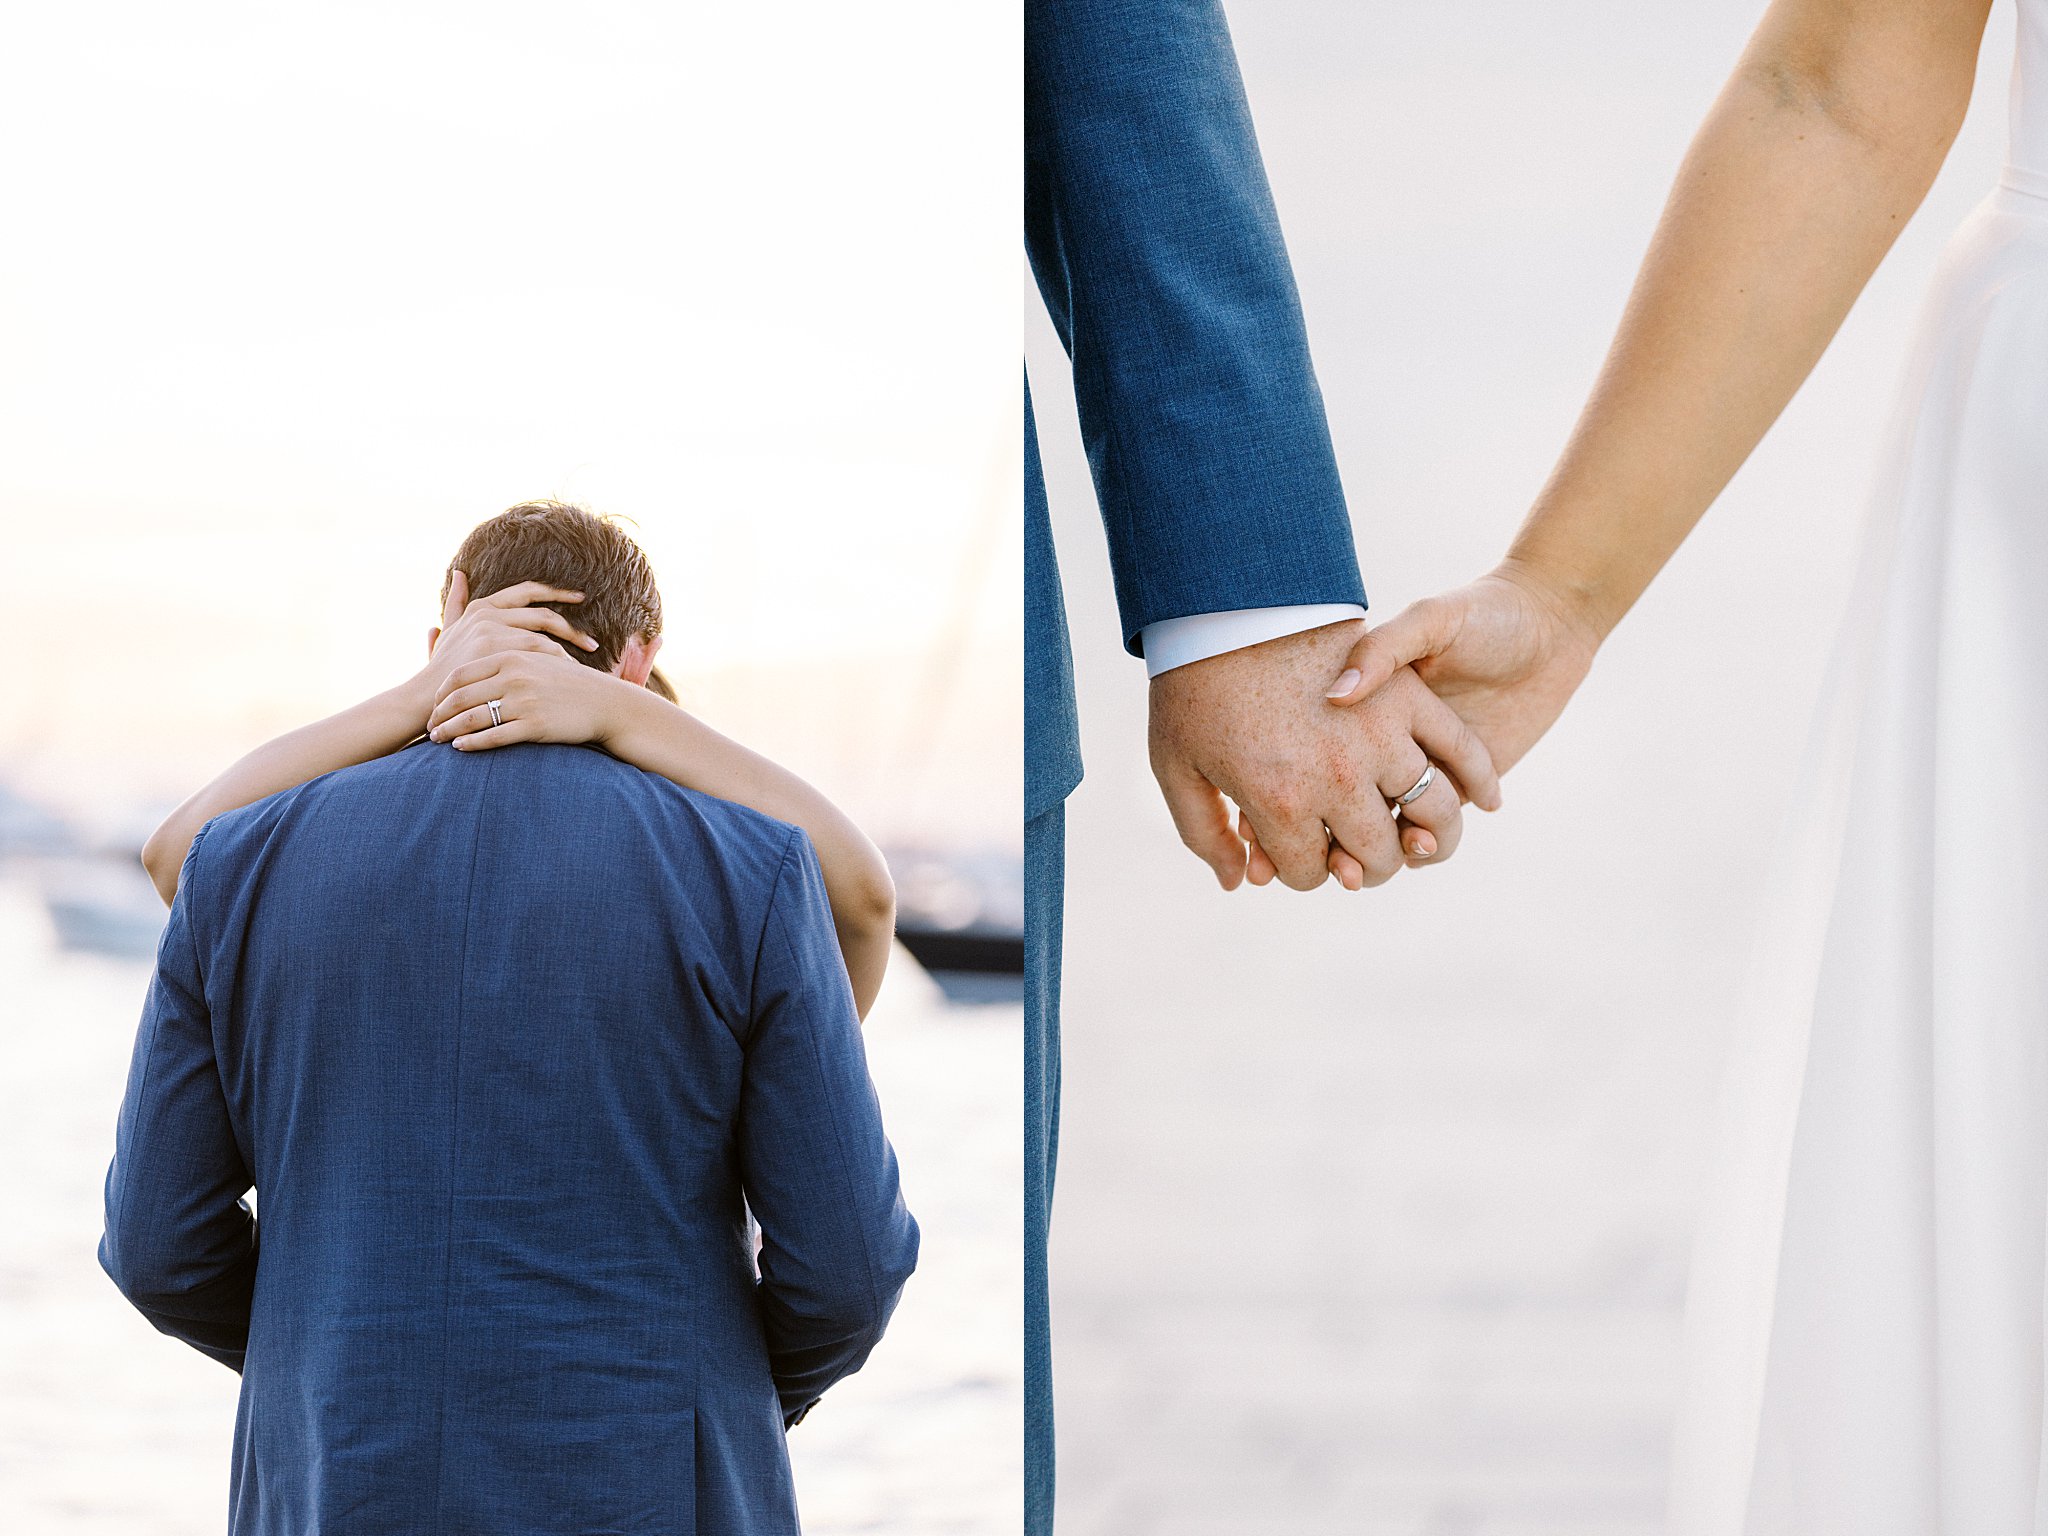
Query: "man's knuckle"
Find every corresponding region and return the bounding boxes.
[1261,788,1301,824]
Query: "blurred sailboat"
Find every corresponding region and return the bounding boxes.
[0,777,166,959]
[41,860,166,958]
[886,843,1023,995]
[0,780,74,858]
[873,419,1024,1000]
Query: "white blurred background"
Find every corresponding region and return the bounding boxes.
[1029,2,2022,1532]
[0,3,1017,1532]
[0,1,1018,848]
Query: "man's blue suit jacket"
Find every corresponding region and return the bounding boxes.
[100,739,919,1535]
[1025,0,1369,819]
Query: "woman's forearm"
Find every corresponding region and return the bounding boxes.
[142,682,430,904]
[603,684,897,1020]
[1507,0,1988,637]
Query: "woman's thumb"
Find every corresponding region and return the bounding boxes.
[1326,597,1455,705]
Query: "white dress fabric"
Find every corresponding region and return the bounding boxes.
[1669,6,2048,1531]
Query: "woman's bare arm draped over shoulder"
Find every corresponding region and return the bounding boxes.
[141,687,433,900]
[140,580,597,904]
[594,684,898,1020]
[420,633,899,1020]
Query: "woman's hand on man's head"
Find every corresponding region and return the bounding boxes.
[409,569,600,722]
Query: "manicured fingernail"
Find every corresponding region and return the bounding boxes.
[1326,669,1361,699]
[1408,835,1435,859]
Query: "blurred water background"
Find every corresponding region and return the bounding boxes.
[0,2,1018,1531]
[1027,2,2023,1532]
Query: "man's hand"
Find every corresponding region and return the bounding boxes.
[1149,621,1501,892]
[1325,562,1602,779]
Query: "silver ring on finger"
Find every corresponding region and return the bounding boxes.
[486,697,505,728]
[1392,762,1436,809]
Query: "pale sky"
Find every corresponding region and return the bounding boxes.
[0,2,1019,848]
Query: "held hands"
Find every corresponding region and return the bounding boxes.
[1324,562,1602,780]
[1149,620,1501,892]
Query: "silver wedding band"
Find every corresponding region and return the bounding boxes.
[1393,763,1436,807]
[486,698,504,728]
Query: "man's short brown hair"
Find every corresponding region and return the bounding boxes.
[442,500,663,677]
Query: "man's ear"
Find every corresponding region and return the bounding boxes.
[427,625,443,659]
[617,633,664,687]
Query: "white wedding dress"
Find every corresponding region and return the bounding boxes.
[1669,5,2048,1531]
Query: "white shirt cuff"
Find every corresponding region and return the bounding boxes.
[1140,603,1369,679]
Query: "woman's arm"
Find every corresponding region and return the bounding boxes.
[1507,0,1991,635]
[142,684,434,902]
[606,685,898,1021]
[1328,0,1993,772]
[141,578,595,903]
[425,654,898,1020]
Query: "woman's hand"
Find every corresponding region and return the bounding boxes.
[426,648,633,751]
[407,569,600,722]
[1324,561,1602,780]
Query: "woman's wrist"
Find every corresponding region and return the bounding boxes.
[393,665,445,731]
[369,671,444,748]
[1493,548,1618,654]
[598,672,688,755]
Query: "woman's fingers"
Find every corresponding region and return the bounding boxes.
[1237,808,1279,887]
[1386,754,1462,865]
[1326,841,1366,891]
[429,678,512,734]
[1407,681,1502,813]
[1326,595,1463,708]
[450,717,539,752]
[431,655,509,703]
[438,578,598,655]
[494,605,600,652]
[475,580,584,612]
[430,702,498,741]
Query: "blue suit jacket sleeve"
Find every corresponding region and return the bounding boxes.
[99,826,258,1372]
[1025,0,1368,655]
[740,829,919,1427]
